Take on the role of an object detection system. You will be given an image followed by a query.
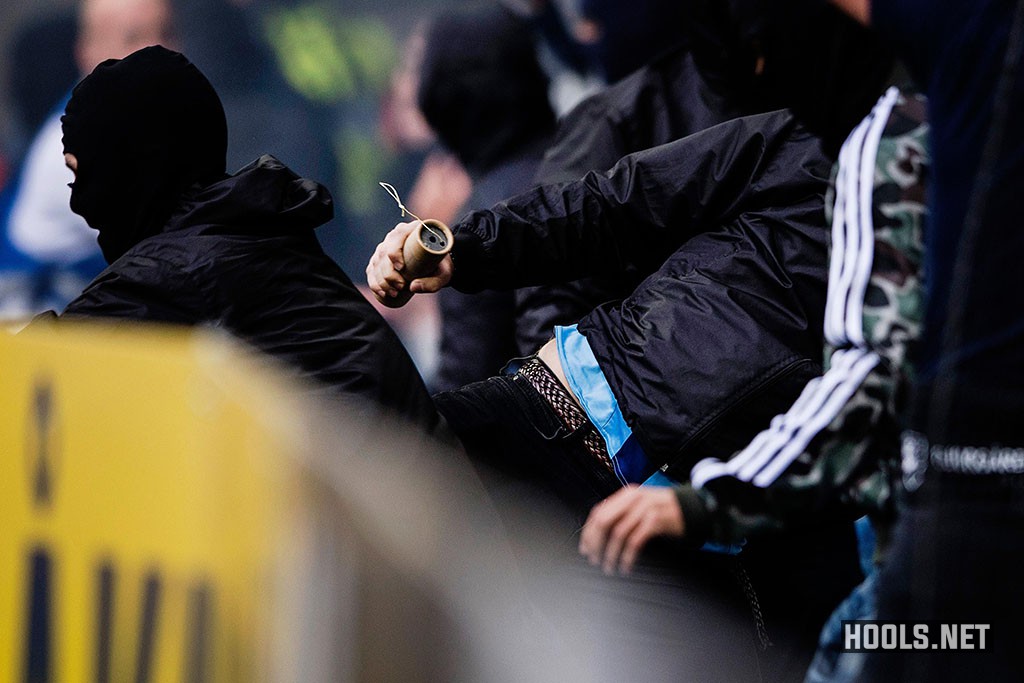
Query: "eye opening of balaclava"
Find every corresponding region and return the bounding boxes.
[686,0,897,156]
[62,45,228,263]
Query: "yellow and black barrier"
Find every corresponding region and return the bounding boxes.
[0,321,598,683]
[0,322,333,682]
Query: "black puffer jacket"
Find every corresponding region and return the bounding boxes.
[449,111,831,474]
[63,155,440,431]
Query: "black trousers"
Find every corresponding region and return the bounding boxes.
[434,369,621,520]
[434,369,863,682]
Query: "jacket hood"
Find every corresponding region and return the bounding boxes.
[578,0,690,82]
[165,154,333,235]
[418,5,554,176]
[687,0,895,155]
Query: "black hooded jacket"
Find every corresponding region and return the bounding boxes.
[63,155,440,430]
[448,111,831,473]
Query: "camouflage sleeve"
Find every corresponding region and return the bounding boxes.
[677,88,929,545]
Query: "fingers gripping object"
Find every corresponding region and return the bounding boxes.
[387,218,453,307]
[379,182,454,308]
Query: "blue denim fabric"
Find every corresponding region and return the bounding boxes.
[853,516,876,577]
[803,571,878,683]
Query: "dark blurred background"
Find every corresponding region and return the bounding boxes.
[0,0,453,278]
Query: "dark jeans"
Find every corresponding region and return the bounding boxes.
[434,367,621,520]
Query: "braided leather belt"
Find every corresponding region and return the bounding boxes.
[516,357,615,473]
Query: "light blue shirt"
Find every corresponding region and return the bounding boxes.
[554,324,654,485]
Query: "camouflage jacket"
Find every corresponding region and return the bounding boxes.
[674,88,929,549]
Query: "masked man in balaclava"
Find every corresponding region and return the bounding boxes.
[57,45,441,434]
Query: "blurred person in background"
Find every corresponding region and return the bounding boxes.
[5,8,80,162]
[502,0,689,116]
[571,0,690,84]
[0,0,175,319]
[172,0,342,240]
[377,18,473,231]
[498,0,602,116]
[51,46,442,434]
[414,4,557,391]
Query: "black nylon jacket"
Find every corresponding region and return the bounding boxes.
[449,111,831,473]
[535,46,744,185]
[62,155,440,431]
[516,46,750,353]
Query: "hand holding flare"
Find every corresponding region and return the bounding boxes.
[367,182,455,308]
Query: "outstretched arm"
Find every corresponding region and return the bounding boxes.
[449,111,824,292]
[366,111,827,299]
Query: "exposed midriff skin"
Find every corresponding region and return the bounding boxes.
[537,338,583,408]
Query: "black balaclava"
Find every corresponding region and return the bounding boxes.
[687,0,896,155]
[418,5,555,177]
[62,45,228,263]
[578,0,690,83]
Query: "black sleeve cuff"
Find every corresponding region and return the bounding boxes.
[675,484,712,548]
[448,222,490,293]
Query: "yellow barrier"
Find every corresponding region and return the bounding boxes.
[0,321,608,683]
[0,322,321,682]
